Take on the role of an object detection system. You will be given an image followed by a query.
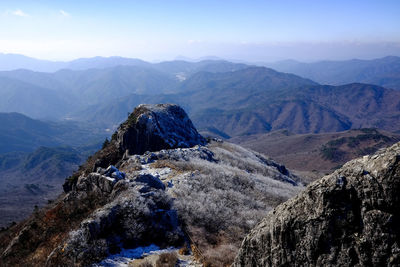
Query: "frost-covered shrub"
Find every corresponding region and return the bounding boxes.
[168,142,303,266]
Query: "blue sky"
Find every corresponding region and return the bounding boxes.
[0,0,399,61]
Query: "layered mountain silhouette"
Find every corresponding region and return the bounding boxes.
[73,68,400,136]
[1,56,399,137]
[266,56,400,90]
[0,53,249,73]
[0,59,250,118]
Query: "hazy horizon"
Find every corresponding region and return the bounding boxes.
[1,51,400,65]
[0,0,399,62]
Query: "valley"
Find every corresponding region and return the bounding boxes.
[231,128,400,181]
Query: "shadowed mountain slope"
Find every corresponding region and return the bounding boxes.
[0,145,99,228]
[0,112,107,154]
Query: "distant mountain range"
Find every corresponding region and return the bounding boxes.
[73,68,400,136]
[0,112,107,226]
[2,53,399,90]
[265,56,400,90]
[0,54,399,137]
[0,59,250,118]
[0,112,107,153]
[0,53,248,73]
[0,53,149,72]
[0,144,100,227]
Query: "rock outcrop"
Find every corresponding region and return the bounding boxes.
[63,103,206,192]
[234,142,400,266]
[115,103,206,155]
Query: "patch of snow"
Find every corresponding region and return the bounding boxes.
[139,165,171,180]
[103,165,126,180]
[94,245,178,267]
[105,177,115,182]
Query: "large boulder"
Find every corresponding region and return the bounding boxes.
[115,103,206,155]
[234,142,400,266]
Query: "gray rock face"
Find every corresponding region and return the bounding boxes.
[47,169,184,266]
[234,142,400,267]
[115,104,206,156]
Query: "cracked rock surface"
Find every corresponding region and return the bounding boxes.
[234,142,400,267]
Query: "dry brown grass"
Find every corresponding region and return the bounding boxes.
[120,161,143,172]
[0,187,110,267]
[203,244,237,267]
[150,160,198,173]
[182,226,241,267]
[155,252,178,267]
[178,243,190,255]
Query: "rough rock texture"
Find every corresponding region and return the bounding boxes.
[63,103,206,192]
[234,142,400,267]
[46,185,183,266]
[115,103,206,155]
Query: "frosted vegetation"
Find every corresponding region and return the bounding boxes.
[147,141,303,265]
[9,140,302,266]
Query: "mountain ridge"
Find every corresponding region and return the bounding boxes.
[74,72,400,136]
[266,55,400,90]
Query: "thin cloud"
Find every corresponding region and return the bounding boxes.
[12,9,29,17]
[59,10,70,17]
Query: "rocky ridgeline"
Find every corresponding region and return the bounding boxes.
[0,104,301,266]
[234,142,400,266]
[0,104,206,266]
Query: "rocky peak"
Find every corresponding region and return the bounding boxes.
[114,103,206,156]
[63,104,206,192]
[234,142,400,266]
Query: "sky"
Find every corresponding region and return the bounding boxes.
[0,0,399,62]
